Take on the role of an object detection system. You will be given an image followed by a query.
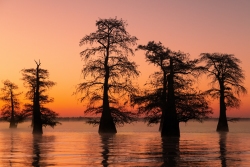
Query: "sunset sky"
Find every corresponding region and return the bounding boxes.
[0,0,249,117]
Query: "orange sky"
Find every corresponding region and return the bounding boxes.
[0,0,249,117]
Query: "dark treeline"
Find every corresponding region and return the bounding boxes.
[75,17,247,137]
[2,117,248,122]
[0,17,247,136]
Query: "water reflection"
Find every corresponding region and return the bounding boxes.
[100,134,114,167]
[9,132,15,166]
[32,134,56,167]
[219,132,227,167]
[1,121,250,166]
[1,131,22,166]
[161,137,180,167]
[32,135,42,166]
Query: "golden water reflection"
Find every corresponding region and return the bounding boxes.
[31,135,56,166]
[219,132,227,167]
[161,137,180,166]
[0,121,250,166]
[100,134,112,167]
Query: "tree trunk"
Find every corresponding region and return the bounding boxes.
[99,99,117,134]
[33,101,43,134]
[159,71,167,131]
[9,119,16,128]
[159,114,164,132]
[216,84,229,132]
[33,65,43,134]
[99,51,117,134]
[9,90,17,128]
[161,58,180,137]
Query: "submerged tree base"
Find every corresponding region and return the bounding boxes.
[98,123,117,134]
[161,120,180,137]
[9,121,17,128]
[32,131,43,135]
[98,114,117,134]
[161,129,180,137]
[32,125,43,135]
[216,119,229,132]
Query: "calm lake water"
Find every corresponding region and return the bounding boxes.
[0,120,250,167]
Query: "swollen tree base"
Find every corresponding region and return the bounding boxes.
[98,113,117,134]
[161,119,180,137]
[32,124,43,135]
[98,126,117,134]
[32,130,43,135]
[216,118,229,132]
[98,122,117,134]
[9,121,17,128]
[32,113,43,134]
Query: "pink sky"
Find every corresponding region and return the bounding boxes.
[0,0,249,117]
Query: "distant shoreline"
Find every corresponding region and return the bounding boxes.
[1,117,250,122]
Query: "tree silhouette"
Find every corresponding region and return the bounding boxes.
[21,60,59,134]
[134,41,170,131]
[75,18,139,134]
[134,41,212,137]
[199,53,247,132]
[0,80,28,128]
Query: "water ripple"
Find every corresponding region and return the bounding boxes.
[0,121,250,166]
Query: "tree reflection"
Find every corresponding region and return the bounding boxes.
[32,135,56,167]
[100,134,114,167]
[219,132,227,167]
[9,132,15,166]
[32,135,41,166]
[161,137,180,166]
